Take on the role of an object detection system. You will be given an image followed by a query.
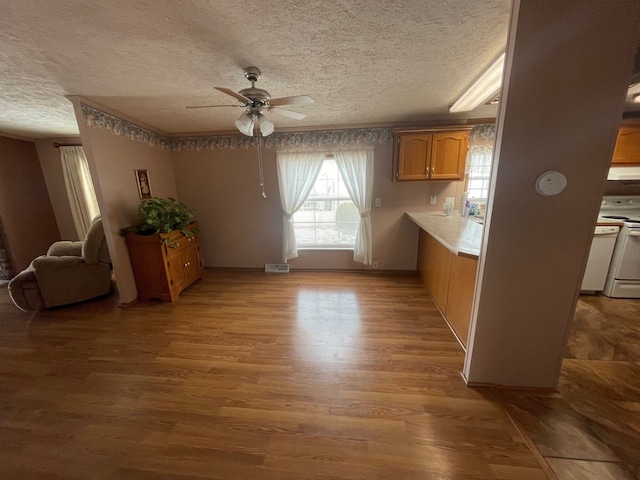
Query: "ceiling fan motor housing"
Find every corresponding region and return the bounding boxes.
[239,67,271,104]
[238,87,271,103]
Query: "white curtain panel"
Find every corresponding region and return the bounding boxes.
[335,148,374,265]
[60,146,100,239]
[276,150,324,262]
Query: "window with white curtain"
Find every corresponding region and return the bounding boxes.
[293,159,357,248]
[466,146,493,201]
[276,148,374,265]
[60,146,100,239]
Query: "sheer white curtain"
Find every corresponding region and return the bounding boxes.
[276,151,324,262]
[60,146,100,239]
[335,148,374,265]
[466,145,493,200]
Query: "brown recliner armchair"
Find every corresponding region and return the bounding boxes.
[8,216,112,311]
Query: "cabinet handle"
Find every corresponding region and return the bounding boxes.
[431,166,435,175]
[184,261,191,267]
[170,242,180,249]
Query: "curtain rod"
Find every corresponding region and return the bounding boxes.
[52,142,82,148]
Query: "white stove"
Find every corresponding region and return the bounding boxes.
[599,196,640,227]
[599,196,640,298]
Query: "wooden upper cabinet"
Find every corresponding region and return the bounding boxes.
[431,132,469,180]
[394,127,471,181]
[612,125,640,164]
[398,134,432,180]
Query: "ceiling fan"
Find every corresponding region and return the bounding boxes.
[185,67,314,137]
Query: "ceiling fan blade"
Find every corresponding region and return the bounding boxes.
[184,104,243,109]
[269,95,314,106]
[268,107,306,120]
[214,87,251,104]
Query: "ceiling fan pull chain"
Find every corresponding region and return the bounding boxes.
[258,137,267,198]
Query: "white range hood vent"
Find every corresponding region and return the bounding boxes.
[607,166,640,180]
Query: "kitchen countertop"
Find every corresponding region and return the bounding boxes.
[596,216,625,226]
[406,211,483,259]
[406,213,622,260]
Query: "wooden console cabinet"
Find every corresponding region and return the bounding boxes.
[126,222,205,302]
[394,127,471,181]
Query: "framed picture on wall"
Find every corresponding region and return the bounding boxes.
[135,169,152,199]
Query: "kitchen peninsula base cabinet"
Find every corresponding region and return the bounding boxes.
[417,230,478,348]
[417,232,452,310]
[126,223,205,302]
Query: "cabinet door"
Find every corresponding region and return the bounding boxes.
[417,230,452,312]
[431,131,469,180]
[182,243,203,284]
[397,134,432,180]
[167,250,187,291]
[445,254,478,348]
[612,126,640,164]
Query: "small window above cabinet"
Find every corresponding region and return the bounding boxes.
[394,127,472,181]
[611,125,640,164]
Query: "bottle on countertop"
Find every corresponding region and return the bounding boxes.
[460,192,468,217]
[463,199,471,217]
[469,203,476,217]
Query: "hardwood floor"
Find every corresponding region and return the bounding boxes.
[0,271,548,480]
[500,294,640,480]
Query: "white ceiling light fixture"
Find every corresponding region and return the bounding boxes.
[235,112,254,137]
[450,53,506,113]
[257,113,275,136]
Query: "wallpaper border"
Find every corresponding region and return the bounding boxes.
[81,104,393,150]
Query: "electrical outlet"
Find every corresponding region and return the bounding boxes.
[445,197,455,204]
[429,194,437,205]
[372,259,379,269]
[374,197,382,207]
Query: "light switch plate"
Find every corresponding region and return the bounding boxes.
[429,194,437,205]
[374,197,382,207]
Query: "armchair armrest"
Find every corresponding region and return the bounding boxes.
[33,255,83,270]
[47,241,83,257]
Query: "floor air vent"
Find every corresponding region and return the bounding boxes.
[265,264,290,273]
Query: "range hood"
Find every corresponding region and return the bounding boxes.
[608,166,640,180]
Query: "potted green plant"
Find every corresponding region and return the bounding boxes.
[128,197,198,238]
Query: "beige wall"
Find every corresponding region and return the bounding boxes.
[173,142,453,271]
[0,135,60,272]
[34,137,82,240]
[74,105,178,304]
[464,0,640,387]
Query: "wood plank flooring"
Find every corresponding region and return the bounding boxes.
[499,294,640,480]
[0,271,548,480]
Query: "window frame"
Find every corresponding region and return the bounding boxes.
[292,158,357,250]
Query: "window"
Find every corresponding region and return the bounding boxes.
[60,146,100,239]
[466,146,493,201]
[292,159,357,248]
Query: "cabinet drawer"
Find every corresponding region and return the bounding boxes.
[163,235,196,255]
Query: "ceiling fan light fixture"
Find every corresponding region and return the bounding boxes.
[633,93,640,103]
[235,112,254,136]
[257,113,275,136]
[450,53,506,113]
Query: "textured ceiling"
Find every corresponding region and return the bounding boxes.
[1,0,516,138]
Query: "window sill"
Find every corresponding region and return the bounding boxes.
[298,247,355,251]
